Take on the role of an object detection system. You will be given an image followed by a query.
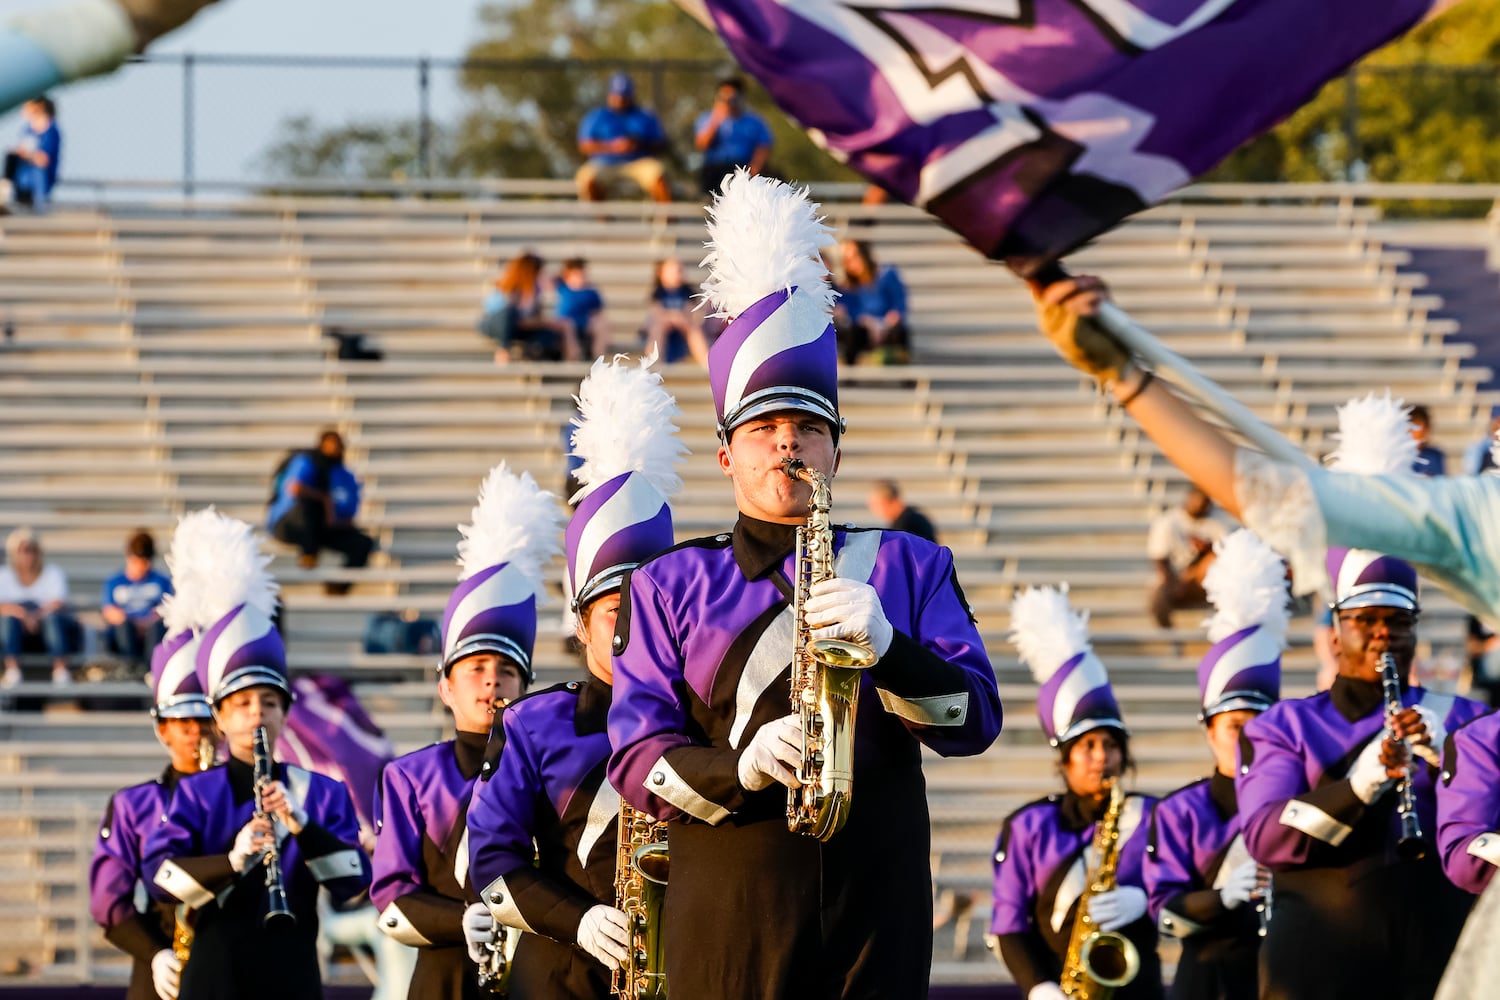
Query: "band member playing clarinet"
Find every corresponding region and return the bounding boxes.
[467,356,684,997]
[1145,531,1284,1000]
[372,462,561,999]
[605,172,1002,999]
[143,512,370,1000]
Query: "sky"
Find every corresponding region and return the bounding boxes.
[2,0,493,187]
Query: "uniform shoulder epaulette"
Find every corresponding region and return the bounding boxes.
[1009,793,1061,819]
[1159,775,1212,805]
[505,679,582,713]
[635,531,733,570]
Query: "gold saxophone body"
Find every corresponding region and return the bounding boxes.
[172,736,217,962]
[611,801,669,998]
[782,458,876,842]
[1060,780,1141,1000]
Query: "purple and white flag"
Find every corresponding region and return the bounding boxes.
[685,0,1444,275]
[279,674,394,832]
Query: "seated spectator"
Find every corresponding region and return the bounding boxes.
[1,96,60,212]
[693,77,773,196]
[1,527,81,686]
[478,252,580,364]
[575,73,671,203]
[1146,486,1227,628]
[1409,404,1446,476]
[865,480,937,543]
[1462,404,1500,475]
[833,239,910,365]
[554,257,609,358]
[641,258,711,365]
[268,431,376,596]
[99,529,172,667]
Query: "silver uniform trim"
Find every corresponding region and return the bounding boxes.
[154,859,215,909]
[645,755,731,825]
[876,689,969,726]
[308,849,365,882]
[1467,831,1500,868]
[1212,834,1252,890]
[377,900,433,947]
[1050,793,1147,933]
[453,826,470,890]
[481,873,536,933]
[1158,907,1208,939]
[728,606,795,750]
[577,779,622,868]
[1279,799,1353,845]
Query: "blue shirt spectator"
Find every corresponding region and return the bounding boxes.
[553,257,607,356]
[575,73,671,203]
[4,95,60,208]
[577,102,666,167]
[838,265,907,323]
[101,568,172,620]
[268,432,375,593]
[1407,405,1445,477]
[694,77,773,195]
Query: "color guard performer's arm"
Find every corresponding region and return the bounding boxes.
[987,812,1055,994]
[89,792,171,962]
[142,784,236,909]
[1237,719,1370,868]
[1438,713,1500,894]
[371,762,466,947]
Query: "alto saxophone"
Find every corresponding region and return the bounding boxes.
[173,736,217,962]
[1060,780,1141,1000]
[611,802,669,998]
[252,726,296,928]
[782,458,876,842]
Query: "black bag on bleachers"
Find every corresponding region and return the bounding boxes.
[363,612,440,656]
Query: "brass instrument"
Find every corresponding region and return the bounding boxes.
[782,458,876,841]
[476,922,512,995]
[173,735,218,961]
[612,802,669,998]
[1060,780,1141,1000]
[1379,652,1427,860]
[252,726,296,927]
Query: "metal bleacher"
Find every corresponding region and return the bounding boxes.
[0,183,1493,985]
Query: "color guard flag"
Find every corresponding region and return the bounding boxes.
[680,0,1452,276]
[279,674,394,832]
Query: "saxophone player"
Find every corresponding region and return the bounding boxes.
[605,172,1003,999]
[1144,531,1283,1000]
[371,462,560,999]
[989,587,1163,1000]
[143,511,371,1000]
[466,356,684,997]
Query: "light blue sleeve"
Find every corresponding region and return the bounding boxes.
[0,30,65,115]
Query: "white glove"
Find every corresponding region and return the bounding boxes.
[228,819,269,873]
[1088,886,1147,933]
[1349,733,1395,805]
[1218,860,1259,910]
[1028,983,1067,1000]
[803,577,893,659]
[736,714,805,792]
[1411,704,1446,767]
[576,904,631,970]
[150,948,181,1000]
[462,901,495,966]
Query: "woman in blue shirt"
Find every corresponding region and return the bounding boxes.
[834,240,910,365]
[640,258,711,365]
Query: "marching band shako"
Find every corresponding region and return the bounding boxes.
[1010,585,1126,748]
[1197,530,1287,722]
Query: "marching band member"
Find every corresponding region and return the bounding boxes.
[990,586,1163,1000]
[1437,708,1500,895]
[466,355,684,998]
[142,511,370,1000]
[606,171,1003,998]
[371,463,563,999]
[1145,531,1285,1000]
[90,512,221,1000]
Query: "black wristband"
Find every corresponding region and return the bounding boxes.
[1117,368,1155,407]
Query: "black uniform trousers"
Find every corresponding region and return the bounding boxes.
[272,498,374,568]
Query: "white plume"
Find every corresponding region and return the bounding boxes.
[569,352,689,503]
[1202,530,1291,648]
[156,508,224,634]
[699,169,838,320]
[1326,391,1417,475]
[456,462,565,590]
[1008,585,1092,685]
[176,508,279,626]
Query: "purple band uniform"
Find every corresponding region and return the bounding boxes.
[607,519,1002,997]
[1237,677,1486,998]
[371,731,488,1000]
[468,678,617,999]
[989,791,1162,999]
[1438,708,1500,895]
[142,759,370,1000]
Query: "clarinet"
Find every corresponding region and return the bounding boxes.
[253,726,297,926]
[1378,652,1427,861]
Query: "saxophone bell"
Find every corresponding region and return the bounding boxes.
[1078,931,1141,989]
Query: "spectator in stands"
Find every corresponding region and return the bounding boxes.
[1,96,60,211]
[0,527,80,686]
[99,530,172,668]
[866,480,938,543]
[1409,404,1446,476]
[267,431,375,596]
[1462,404,1500,475]
[479,252,580,364]
[833,240,910,365]
[641,258,711,365]
[693,78,773,196]
[575,73,671,203]
[1147,486,1227,628]
[554,257,609,359]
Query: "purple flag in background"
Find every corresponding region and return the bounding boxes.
[690,0,1440,276]
[278,674,394,833]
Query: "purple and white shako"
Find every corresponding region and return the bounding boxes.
[1009,585,1125,747]
[149,632,211,719]
[1326,547,1419,613]
[147,509,223,720]
[701,170,843,441]
[565,354,686,612]
[441,463,565,684]
[1197,530,1288,721]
